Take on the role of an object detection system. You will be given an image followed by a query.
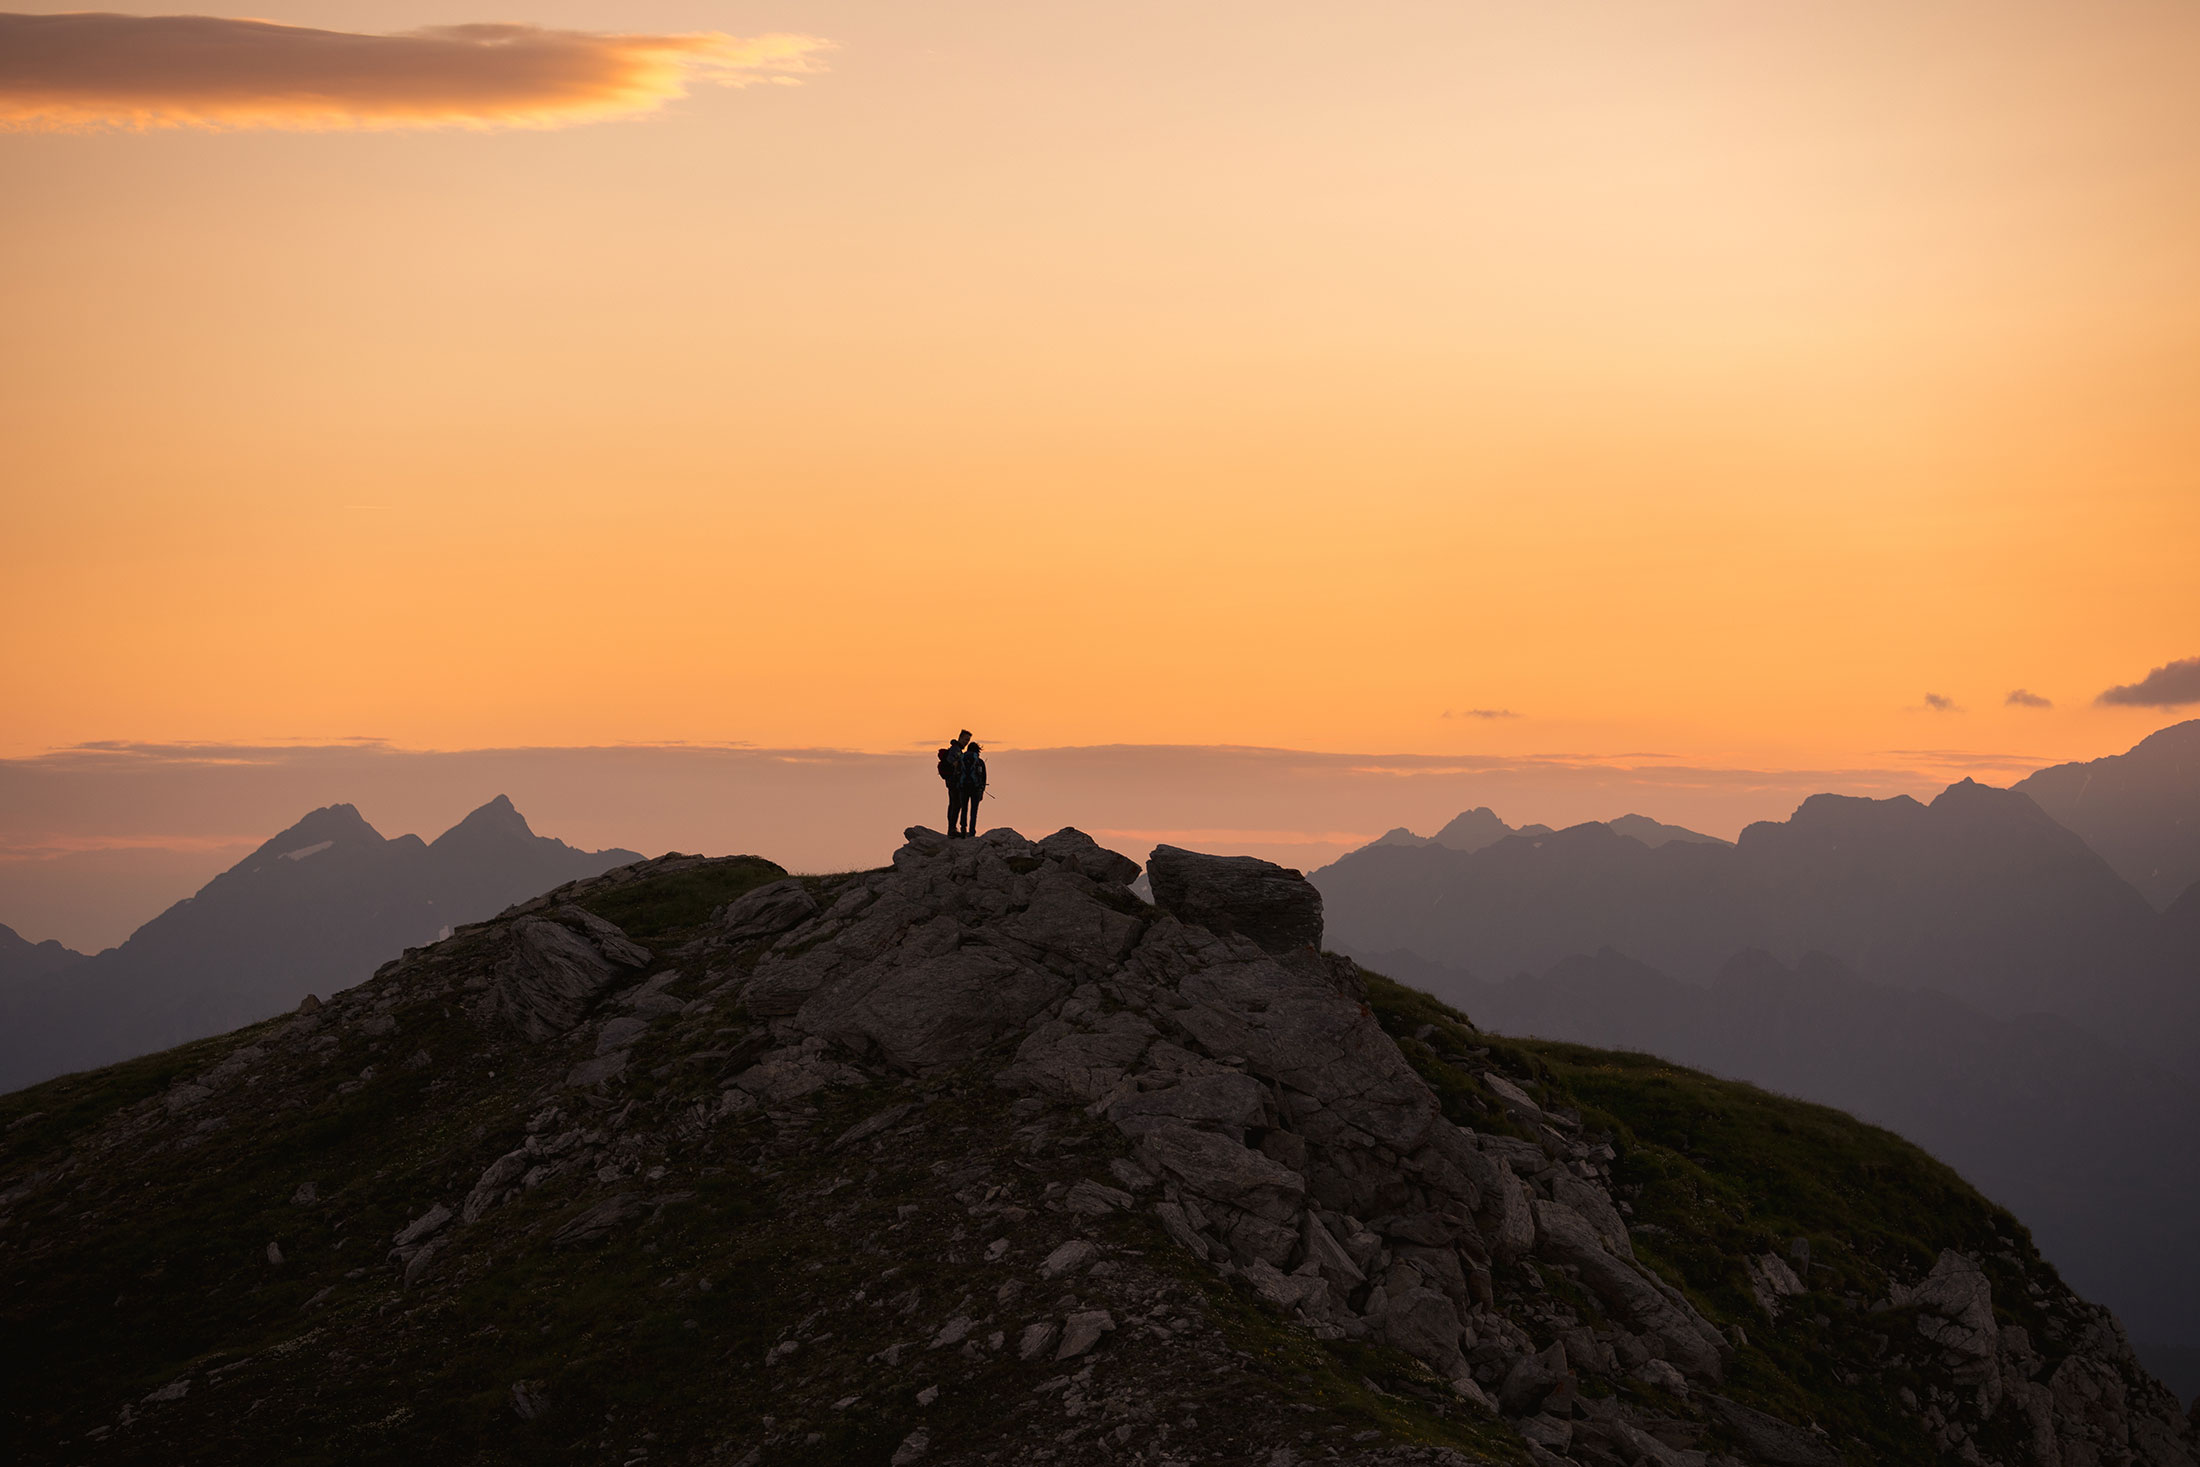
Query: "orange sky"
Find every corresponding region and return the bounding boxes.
[3,0,2198,774]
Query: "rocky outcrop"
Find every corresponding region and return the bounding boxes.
[689,830,1740,1438]
[1875,1248,2199,1467]
[687,824,2200,1467]
[1146,845,1325,955]
[484,905,652,1042]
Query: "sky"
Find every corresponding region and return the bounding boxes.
[4,2,2199,944]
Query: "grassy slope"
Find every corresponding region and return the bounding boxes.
[1365,971,2086,1465]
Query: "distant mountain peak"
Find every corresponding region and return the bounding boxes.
[1606,813,1730,849]
[431,794,538,850]
[1431,806,1511,851]
[243,803,384,864]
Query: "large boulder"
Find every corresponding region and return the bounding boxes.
[490,909,651,1041]
[1145,846,1324,954]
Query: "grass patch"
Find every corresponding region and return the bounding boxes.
[576,856,788,943]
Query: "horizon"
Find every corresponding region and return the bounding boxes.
[5,718,2188,952]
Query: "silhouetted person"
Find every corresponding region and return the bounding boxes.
[958,743,988,835]
[938,730,970,834]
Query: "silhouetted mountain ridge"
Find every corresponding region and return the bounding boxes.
[1314,777,2188,1066]
[0,798,642,1092]
[2017,718,2200,907]
[0,924,88,986]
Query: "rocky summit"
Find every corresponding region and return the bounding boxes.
[2,828,2196,1467]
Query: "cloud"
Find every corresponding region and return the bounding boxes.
[1923,693,1962,713]
[2096,656,2200,709]
[2005,688,2052,709]
[1443,708,1519,720]
[0,13,831,132]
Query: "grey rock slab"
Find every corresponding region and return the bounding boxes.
[1478,1071,1545,1120]
[715,878,819,942]
[833,1102,917,1150]
[1703,1395,1842,1467]
[1055,1309,1115,1361]
[1105,1071,1270,1137]
[732,1045,865,1105]
[566,1050,630,1089]
[1135,1124,1306,1224]
[1146,846,1324,954]
[1367,1276,1470,1380]
[1531,1200,1726,1381]
[1300,1211,1367,1290]
[1153,1201,1211,1261]
[990,871,1145,977]
[1550,1172,1631,1257]
[553,1193,646,1247]
[797,948,1068,1073]
[1003,1012,1158,1102]
[402,1238,441,1288]
[492,916,650,1042]
[1039,1239,1099,1279]
[1018,1320,1063,1360]
[392,1203,452,1248]
[1063,1179,1135,1216]
[596,1016,649,1055]
[1897,1250,1998,1360]
[1035,828,1142,886]
[463,1149,532,1223]
[1163,946,1440,1157]
[553,905,652,966]
[1746,1252,1806,1318]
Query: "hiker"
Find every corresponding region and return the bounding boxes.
[958,742,988,836]
[937,730,970,834]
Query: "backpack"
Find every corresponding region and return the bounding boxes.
[937,747,962,784]
[961,755,987,795]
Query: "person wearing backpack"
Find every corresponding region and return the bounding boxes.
[937,730,970,834]
[957,742,988,836]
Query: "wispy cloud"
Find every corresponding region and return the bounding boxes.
[1922,693,1963,713]
[2005,688,2052,709]
[0,13,831,132]
[2097,656,2200,709]
[1443,708,1519,720]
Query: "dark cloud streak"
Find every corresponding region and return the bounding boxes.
[2006,689,2052,709]
[2097,657,2200,709]
[0,12,830,131]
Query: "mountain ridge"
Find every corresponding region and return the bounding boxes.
[0,797,642,1093]
[2015,719,2200,908]
[1312,778,2190,1068]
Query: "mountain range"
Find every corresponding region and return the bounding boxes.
[1316,778,2193,1069]
[0,796,639,1093]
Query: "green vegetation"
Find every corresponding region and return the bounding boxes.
[1362,967,2074,1465]
[574,855,788,942]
